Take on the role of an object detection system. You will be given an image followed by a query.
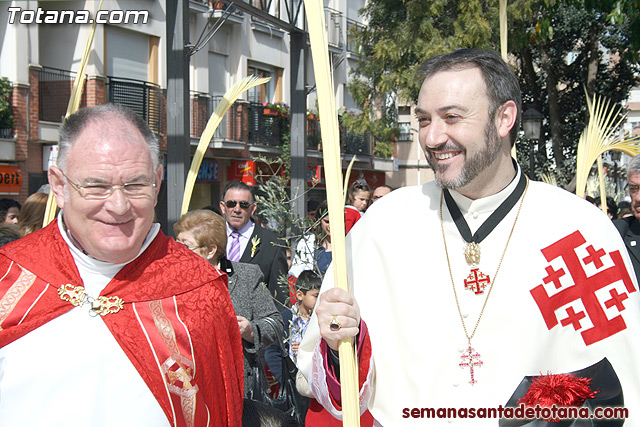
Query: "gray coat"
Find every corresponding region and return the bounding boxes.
[227,260,283,397]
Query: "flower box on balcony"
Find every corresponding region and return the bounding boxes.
[263,108,279,116]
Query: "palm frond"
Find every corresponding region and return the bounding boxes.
[181,75,270,215]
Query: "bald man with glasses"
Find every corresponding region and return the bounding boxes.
[220,180,289,308]
[0,104,243,427]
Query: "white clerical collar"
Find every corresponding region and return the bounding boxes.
[57,210,160,273]
[447,165,523,215]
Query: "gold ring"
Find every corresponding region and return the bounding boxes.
[329,316,341,331]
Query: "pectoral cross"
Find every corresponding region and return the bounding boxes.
[459,345,483,385]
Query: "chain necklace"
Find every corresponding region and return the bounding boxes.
[443,172,527,294]
[440,177,529,385]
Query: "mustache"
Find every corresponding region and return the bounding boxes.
[427,142,463,154]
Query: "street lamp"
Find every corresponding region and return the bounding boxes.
[522,107,544,178]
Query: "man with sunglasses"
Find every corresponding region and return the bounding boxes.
[0,104,243,426]
[614,155,640,284]
[220,181,289,308]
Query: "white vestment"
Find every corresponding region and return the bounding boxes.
[0,219,170,427]
[298,170,640,426]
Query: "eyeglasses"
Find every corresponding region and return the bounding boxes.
[629,185,640,195]
[177,240,202,251]
[62,171,156,200]
[224,200,253,209]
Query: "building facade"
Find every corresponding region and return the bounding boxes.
[0,0,410,231]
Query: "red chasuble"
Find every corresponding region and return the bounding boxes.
[0,220,244,427]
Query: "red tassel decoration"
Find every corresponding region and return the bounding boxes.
[518,372,598,408]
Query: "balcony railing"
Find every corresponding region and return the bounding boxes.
[191,91,249,142]
[0,126,12,139]
[0,79,12,138]
[346,18,365,55]
[343,127,371,156]
[107,76,165,136]
[307,115,320,150]
[38,67,87,123]
[325,7,344,50]
[306,114,372,156]
[249,102,288,147]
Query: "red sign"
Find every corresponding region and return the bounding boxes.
[0,165,22,194]
[307,165,321,184]
[227,160,256,186]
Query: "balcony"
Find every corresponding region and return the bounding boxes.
[306,113,372,157]
[191,92,249,144]
[346,18,365,55]
[107,76,165,136]
[325,7,344,51]
[38,67,87,123]
[249,102,288,148]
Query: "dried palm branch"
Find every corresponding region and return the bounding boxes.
[43,0,104,227]
[575,91,640,208]
[303,0,360,424]
[181,75,270,215]
[540,172,557,187]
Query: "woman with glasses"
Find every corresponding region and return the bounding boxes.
[174,209,283,398]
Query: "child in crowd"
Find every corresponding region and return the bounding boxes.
[264,270,321,384]
[285,270,321,363]
[344,181,371,233]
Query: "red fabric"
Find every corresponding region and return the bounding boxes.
[307,321,374,426]
[344,206,361,234]
[0,220,244,427]
[288,275,298,306]
[305,398,374,426]
[518,373,597,408]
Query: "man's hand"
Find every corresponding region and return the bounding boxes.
[237,316,254,343]
[315,288,361,351]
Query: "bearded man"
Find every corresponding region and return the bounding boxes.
[297,49,640,425]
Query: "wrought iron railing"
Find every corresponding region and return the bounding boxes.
[0,80,12,139]
[307,115,320,150]
[248,102,291,147]
[343,126,371,156]
[107,76,165,136]
[38,67,87,123]
[0,128,12,139]
[191,91,249,142]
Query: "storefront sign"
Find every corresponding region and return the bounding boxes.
[0,165,22,194]
[227,160,256,186]
[198,160,218,182]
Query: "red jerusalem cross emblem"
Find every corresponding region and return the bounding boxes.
[464,268,491,294]
[530,230,636,346]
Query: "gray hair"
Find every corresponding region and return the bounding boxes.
[628,155,640,176]
[57,103,159,171]
[419,49,522,146]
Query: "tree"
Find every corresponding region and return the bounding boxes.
[510,0,640,184]
[347,0,640,185]
[348,0,499,140]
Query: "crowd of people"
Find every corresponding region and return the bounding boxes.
[1,48,638,427]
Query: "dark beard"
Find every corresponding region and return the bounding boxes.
[427,121,502,190]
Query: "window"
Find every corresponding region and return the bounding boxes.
[398,122,412,142]
[247,66,274,104]
[209,52,227,96]
[106,27,148,81]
